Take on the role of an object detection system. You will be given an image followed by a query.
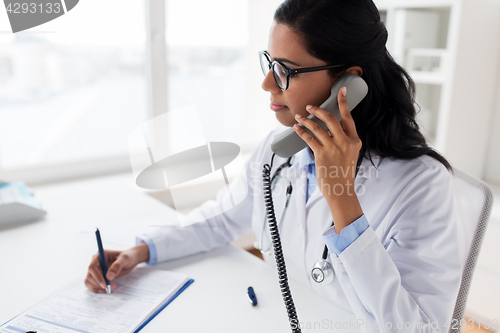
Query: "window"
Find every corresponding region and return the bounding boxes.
[0,0,281,183]
[0,0,147,171]
[165,0,249,145]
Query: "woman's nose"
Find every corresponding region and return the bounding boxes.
[261,69,281,93]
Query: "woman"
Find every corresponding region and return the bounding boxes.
[85,0,461,331]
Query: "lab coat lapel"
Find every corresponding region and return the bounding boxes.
[305,155,377,209]
[286,161,307,232]
[305,186,323,209]
[282,159,310,283]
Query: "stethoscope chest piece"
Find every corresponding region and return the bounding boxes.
[311,259,334,284]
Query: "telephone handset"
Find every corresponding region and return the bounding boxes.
[262,73,368,332]
[271,72,368,158]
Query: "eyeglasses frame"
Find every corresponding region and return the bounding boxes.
[259,50,346,91]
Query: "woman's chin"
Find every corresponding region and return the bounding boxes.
[275,114,296,127]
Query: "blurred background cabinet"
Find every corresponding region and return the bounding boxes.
[375,0,500,329]
[375,0,500,180]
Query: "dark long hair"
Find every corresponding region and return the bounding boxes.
[274,0,453,172]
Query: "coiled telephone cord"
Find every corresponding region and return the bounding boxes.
[262,153,301,333]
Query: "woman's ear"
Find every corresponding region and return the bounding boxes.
[346,66,363,77]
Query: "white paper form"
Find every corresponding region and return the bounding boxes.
[0,267,190,333]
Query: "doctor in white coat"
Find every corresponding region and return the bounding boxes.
[85,0,461,332]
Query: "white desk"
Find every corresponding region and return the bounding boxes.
[0,174,359,332]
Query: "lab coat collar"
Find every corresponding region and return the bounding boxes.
[356,153,384,180]
[288,150,384,209]
[290,148,383,180]
[298,147,314,170]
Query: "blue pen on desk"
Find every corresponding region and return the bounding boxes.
[247,286,257,306]
[95,228,111,294]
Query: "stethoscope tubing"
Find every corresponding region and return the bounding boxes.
[258,156,331,262]
[259,145,366,280]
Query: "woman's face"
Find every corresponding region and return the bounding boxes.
[262,21,337,127]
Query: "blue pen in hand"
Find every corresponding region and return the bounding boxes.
[95,228,111,294]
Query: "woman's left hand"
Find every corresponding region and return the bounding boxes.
[293,86,363,231]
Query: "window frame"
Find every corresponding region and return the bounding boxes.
[1,0,266,186]
[0,0,166,185]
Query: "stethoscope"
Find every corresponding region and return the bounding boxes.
[254,146,366,285]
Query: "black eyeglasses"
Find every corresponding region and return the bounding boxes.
[259,50,346,91]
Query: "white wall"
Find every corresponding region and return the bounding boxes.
[437,0,500,180]
[484,65,500,186]
[242,0,284,150]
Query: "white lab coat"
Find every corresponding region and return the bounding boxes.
[143,126,462,333]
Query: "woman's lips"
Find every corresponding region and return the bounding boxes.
[270,102,287,111]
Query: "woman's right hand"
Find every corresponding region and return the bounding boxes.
[84,242,150,293]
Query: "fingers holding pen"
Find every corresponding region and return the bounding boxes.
[84,242,149,293]
[107,254,128,280]
[86,252,117,293]
[84,271,104,293]
[89,253,107,288]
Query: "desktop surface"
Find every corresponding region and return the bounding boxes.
[0,174,359,332]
